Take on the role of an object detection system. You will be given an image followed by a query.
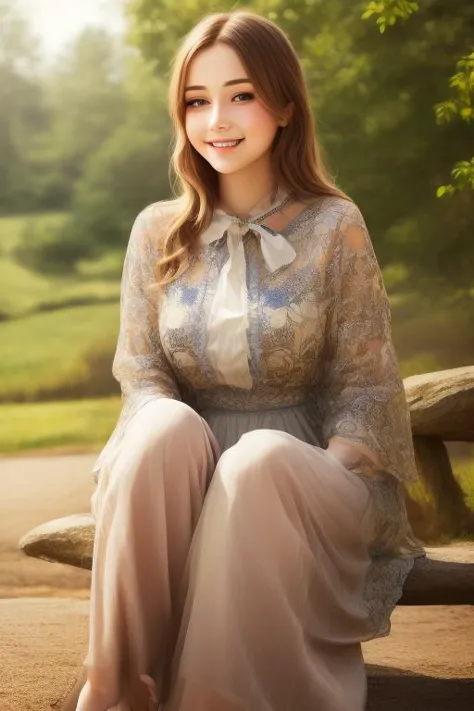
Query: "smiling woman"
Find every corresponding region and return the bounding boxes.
[63,9,426,711]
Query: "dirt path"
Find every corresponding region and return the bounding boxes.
[1,454,473,711]
[0,453,95,598]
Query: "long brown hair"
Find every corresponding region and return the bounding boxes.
[154,10,350,288]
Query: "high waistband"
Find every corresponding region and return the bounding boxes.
[198,400,315,416]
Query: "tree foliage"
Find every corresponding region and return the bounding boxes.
[363,0,474,197]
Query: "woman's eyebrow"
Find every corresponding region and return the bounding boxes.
[184,78,252,92]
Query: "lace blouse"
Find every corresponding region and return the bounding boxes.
[92,192,420,487]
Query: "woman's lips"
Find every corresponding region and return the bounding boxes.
[207,139,244,150]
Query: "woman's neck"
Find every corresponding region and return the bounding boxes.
[216,161,283,219]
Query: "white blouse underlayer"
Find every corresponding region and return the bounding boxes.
[91,190,426,641]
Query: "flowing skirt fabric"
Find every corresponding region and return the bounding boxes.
[66,397,423,711]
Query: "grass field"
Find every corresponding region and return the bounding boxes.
[0,302,120,401]
[0,212,122,320]
[0,396,122,454]
[0,212,125,401]
[0,256,121,319]
[0,212,66,255]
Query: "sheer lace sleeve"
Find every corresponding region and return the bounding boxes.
[318,201,419,483]
[91,205,181,484]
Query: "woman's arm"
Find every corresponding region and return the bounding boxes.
[92,205,181,484]
[317,201,419,483]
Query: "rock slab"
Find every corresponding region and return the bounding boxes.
[404,365,474,441]
[19,514,94,570]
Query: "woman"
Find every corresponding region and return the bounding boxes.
[64,10,426,711]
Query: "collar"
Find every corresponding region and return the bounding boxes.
[200,189,297,272]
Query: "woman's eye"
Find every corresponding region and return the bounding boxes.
[185,98,206,108]
[185,92,254,108]
[234,92,254,102]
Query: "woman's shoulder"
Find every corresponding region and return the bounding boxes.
[311,194,363,224]
[310,194,368,244]
[132,198,184,253]
[138,197,183,232]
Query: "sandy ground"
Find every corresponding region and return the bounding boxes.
[0,453,473,711]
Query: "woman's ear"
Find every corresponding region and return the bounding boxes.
[279,102,294,127]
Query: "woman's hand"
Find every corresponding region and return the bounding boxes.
[325,436,382,475]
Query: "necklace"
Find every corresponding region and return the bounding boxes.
[251,192,295,225]
[228,193,296,230]
[219,186,295,224]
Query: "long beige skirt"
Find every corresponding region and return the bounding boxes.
[68,397,415,711]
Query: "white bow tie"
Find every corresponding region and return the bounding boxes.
[200,210,297,271]
[200,206,297,390]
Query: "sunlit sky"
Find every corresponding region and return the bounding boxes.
[20,0,125,58]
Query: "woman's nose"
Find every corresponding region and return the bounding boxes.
[208,101,231,130]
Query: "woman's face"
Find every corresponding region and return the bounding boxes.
[184,43,284,175]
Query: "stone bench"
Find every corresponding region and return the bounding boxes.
[404,365,474,536]
[19,514,474,606]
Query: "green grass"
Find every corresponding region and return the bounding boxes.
[0,258,120,318]
[0,396,121,454]
[0,302,119,400]
[0,257,52,318]
[77,249,125,280]
[0,212,122,319]
[0,211,67,256]
[0,212,126,402]
[452,458,474,510]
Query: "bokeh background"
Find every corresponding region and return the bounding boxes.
[1,0,473,544]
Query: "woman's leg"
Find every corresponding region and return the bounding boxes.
[76,398,220,711]
[164,429,376,711]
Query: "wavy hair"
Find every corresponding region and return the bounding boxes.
[154,10,350,288]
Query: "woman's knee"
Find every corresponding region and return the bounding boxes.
[127,397,203,449]
[216,428,295,494]
[111,398,210,488]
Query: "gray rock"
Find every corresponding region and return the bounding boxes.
[404,365,474,441]
[19,514,94,570]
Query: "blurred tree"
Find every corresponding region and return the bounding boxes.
[0,10,129,214]
[362,0,474,198]
[43,28,128,203]
[0,1,47,213]
[67,119,172,255]
[15,52,174,271]
[53,52,173,264]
